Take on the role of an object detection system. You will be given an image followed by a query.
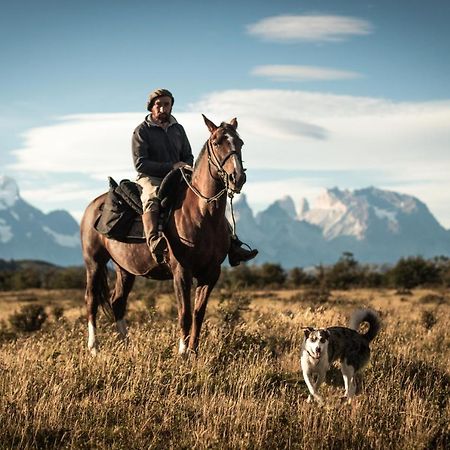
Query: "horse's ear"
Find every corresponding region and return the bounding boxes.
[202,114,218,133]
[229,118,238,129]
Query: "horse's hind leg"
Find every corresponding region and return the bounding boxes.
[84,259,109,355]
[110,264,135,341]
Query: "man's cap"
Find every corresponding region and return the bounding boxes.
[146,88,174,111]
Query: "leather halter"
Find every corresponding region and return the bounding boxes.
[181,134,244,204]
[206,137,243,186]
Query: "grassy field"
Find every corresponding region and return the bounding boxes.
[0,287,449,449]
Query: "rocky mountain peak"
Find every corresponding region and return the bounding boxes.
[355,186,421,215]
[0,175,20,209]
[1,178,449,267]
[274,196,297,219]
[297,198,310,218]
[0,176,81,265]
[301,188,366,240]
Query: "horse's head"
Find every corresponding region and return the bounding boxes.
[202,114,246,194]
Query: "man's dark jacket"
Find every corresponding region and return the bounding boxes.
[132,115,193,179]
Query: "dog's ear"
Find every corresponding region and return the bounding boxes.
[322,329,330,340]
[303,327,314,338]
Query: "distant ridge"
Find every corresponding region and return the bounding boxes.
[2,177,449,268]
[0,258,58,271]
[233,187,450,268]
[0,176,81,266]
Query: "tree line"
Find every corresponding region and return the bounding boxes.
[1,253,450,291]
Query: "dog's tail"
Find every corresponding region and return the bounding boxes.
[349,309,381,342]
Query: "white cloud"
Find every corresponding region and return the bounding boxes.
[21,183,103,204]
[246,15,373,42]
[11,113,142,176]
[8,89,450,227]
[251,65,362,82]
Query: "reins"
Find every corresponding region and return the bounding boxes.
[179,136,242,237]
[180,166,229,203]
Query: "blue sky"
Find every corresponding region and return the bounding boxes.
[1,0,450,226]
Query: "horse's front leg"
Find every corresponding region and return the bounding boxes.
[189,268,220,354]
[172,266,193,356]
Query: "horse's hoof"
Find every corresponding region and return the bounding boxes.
[340,395,353,405]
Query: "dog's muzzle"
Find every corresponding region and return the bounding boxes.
[308,349,322,360]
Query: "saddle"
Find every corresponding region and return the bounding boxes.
[94,168,191,243]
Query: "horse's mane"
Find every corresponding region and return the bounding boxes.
[194,141,208,171]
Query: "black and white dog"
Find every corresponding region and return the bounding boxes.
[300,309,381,404]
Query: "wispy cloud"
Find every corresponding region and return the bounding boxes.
[8,90,450,227]
[21,183,100,204]
[246,15,373,43]
[251,65,362,82]
[10,113,142,177]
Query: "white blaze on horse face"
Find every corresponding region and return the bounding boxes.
[225,132,239,171]
[88,321,97,355]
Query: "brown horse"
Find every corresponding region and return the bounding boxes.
[80,115,246,355]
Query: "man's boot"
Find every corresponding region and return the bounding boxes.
[228,236,258,267]
[142,203,167,264]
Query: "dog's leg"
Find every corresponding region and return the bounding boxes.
[306,373,316,403]
[341,362,356,403]
[304,371,324,404]
[315,371,325,394]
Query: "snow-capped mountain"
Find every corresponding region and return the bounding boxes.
[234,187,450,267]
[298,187,441,241]
[0,176,81,266]
[2,176,449,268]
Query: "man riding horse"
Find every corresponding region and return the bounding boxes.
[132,88,258,265]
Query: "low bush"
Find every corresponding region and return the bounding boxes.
[9,304,47,332]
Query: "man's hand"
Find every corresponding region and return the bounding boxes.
[173,162,192,170]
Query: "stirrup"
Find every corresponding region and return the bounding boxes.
[228,241,258,267]
[232,236,256,252]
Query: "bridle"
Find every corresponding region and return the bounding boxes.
[206,137,243,183]
[179,132,245,237]
[180,135,245,204]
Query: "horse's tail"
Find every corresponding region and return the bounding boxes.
[95,263,114,321]
[349,308,381,342]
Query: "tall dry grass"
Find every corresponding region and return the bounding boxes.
[0,289,449,449]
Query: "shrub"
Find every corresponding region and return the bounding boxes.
[389,256,441,289]
[9,305,47,332]
[287,267,315,287]
[325,252,362,289]
[222,265,259,289]
[301,287,331,304]
[51,306,65,321]
[256,263,287,288]
[418,293,447,305]
[217,291,251,329]
[47,267,85,289]
[10,268,43,289]
[420,310,437,330]
[0,320,16,343]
